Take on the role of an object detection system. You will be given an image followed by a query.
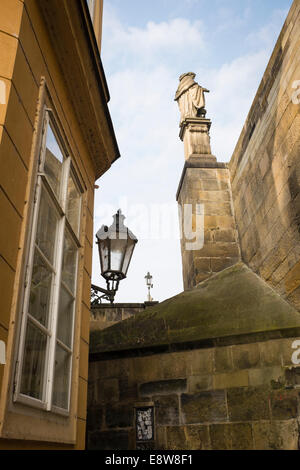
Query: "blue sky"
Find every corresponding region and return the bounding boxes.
[92,0,293,303]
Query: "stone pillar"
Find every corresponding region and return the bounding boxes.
[177,117,241,290]
[180,117,215,162]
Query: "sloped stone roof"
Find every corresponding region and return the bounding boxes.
[90,263,300,356]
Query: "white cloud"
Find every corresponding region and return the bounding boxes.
[102,5,205,68]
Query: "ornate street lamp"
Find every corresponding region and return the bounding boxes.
[91,210,138,304]
[145,271,153,302]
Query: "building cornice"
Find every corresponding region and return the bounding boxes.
[38,0,120,180]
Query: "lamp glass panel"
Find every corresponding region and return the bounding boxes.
[99,238,110,273]
[122,239,136,276]
[110,238,127,273]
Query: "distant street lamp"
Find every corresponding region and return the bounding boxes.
[91,210,138,304]
[145,272,153,302]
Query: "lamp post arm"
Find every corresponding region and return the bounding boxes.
[91,283,115,305]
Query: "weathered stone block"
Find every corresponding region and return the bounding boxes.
[161,352,191,379]
[196,169,217,179]
[87,406,104,432]
[165,426,186,450]
[181,390,227,424]
[88,430,129,450]
[194,257,211,273]
[213,370,248,390]
[131,355,163,382]
[119,378,138,402]
[271,390,298,419]
[203,201,232,217]
[154,394,179,426]
[214,346,233,372]
[211,257,239,272]
[230,423,254,450]
[96,378,119,403]
[198,190,231,203]
[259,152,271,179]
[185,425,210,450]
[156,426,167,450]
[165,425,210,450]
[195,272,211,284]
[259,339,283,367]
[197,242,240,258]
[209,424,231,450]
[106,308,122,322]
[102,358,130,379]
[201,179,220,191]
[253,420,298,450]
[227,386,270,421]
[139,379,187,397]
[219,179,230,190]
[204,215,236,230]
[188,375,213,392]
[248,366,284,387]
[105,405,134,429]
[214,229,237,243]
[285,366,300,387]
[191,348,214,375]
[232,343,260,369]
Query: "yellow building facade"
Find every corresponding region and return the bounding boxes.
[0,0,119,449]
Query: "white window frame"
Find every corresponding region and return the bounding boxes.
[13,107,82,416]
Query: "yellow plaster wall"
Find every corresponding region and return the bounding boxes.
[0,0,99,449]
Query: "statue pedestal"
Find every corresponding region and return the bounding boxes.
[179,117,216,162]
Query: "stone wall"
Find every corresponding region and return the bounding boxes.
[177,161,240,290]
[229,1,300,310]
[90,302,158,331]
[87,336,300,450]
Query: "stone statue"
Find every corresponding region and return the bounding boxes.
[175,72,209,124]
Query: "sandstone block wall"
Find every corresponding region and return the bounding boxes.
[90,303,158,331]
[177,163,240,289]
[229,1,300,310]
[87,336,300,450]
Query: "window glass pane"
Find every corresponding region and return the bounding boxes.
[29,249,53,327]
[66,174,81,236]
[56,286,74,348]
[44,123,64,199]
[35,186,58,264]
[61,230,77,293]
[20,321,47,400]
[52,345,71,410]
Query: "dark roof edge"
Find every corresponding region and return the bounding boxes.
[89,325,300,361]
[91,301,159,310]
[79,0,120,164]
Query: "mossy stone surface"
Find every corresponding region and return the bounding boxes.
[90,263,300,354]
